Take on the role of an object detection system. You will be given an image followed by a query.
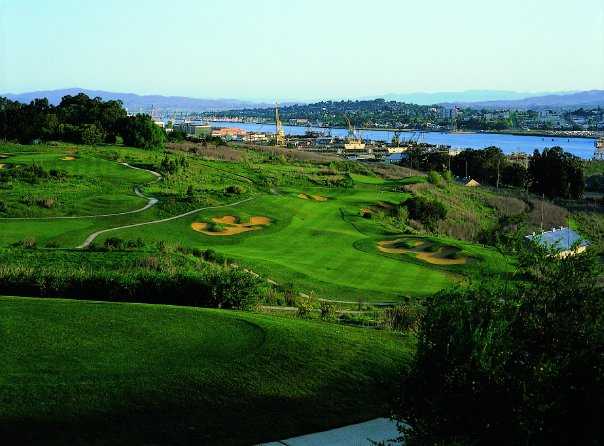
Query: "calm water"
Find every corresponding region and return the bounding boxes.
[210,121,597,159]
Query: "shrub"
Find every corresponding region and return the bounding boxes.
[296,296,314,318]
[136,256,161,271]
[427,171,442,186]
[37,197,56,209]
[126,238,145,249]
[382,303,422,333]
[395,248,604,446]
[319,300,336,320]
[224,185,246,195]
[405,196,447,232]
[0,260,262,310]
[104,237,124,250]
[13,238,37,249]
[282,283,298,307]
[156,240,169,253]
[207,222,225,233]
[0,201,7,213]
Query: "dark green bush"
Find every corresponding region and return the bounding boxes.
[319,300,336,320]
[382,303,423,333]
[395,248,603,445]
[0,262,262,310]
[224,185,246,195]
[405,196,447,232]
[104,237,124,250]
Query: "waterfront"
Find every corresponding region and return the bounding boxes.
[209,121,598,159]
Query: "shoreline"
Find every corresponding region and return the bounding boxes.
[207,120,599,140]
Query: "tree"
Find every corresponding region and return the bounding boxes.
[80,124,103,145]
[118,114,165,149]
[405,196,447,231]
[395,247,603,445]
[529,147,584,199]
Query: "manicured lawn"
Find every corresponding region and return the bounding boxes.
[0,151,155,217]
[95,190,459,301]
[0,296,413,445]
[0,143,515,302]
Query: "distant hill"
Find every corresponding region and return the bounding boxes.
[375,90,545,105]
[1,88,274,112]
[441,90,604,110]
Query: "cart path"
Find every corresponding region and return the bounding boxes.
[258,417,402,446]
[0,163,162,220]
[76,196,257,249]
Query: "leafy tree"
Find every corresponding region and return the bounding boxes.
[395,247,603,445]
[529,147,584,199]
[118,114,165,149]
[80,124,104,145]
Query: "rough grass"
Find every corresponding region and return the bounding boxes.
[0,296,413,445]
[167,141,247,162]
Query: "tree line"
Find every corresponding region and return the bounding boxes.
[0,93,165,149]
[400,145,585,199]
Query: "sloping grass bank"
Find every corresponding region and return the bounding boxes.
[0,296,413,445]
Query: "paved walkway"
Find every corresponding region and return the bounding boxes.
[259,418,402,446]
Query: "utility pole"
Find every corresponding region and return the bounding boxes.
[541,193,545,232]
[465,160,468,179]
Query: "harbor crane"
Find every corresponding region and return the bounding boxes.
[275,102,286,147]
[343,115,365,150]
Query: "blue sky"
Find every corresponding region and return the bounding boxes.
[1,0,603,101]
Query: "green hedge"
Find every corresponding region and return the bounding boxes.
[0,263,261,310]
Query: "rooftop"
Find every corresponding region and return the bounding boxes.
[525,227,589,252]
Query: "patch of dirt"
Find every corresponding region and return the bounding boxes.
[191,215,272,236]
[298,193,329,202]
[378,239,468,265]
[62,156,76,161]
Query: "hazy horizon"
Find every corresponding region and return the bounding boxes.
[1,0,603,101]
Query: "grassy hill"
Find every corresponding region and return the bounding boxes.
[0,142,514,302]
[0,296,413,445]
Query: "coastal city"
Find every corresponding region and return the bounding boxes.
[150,100,604,163]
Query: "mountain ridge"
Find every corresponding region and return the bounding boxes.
[1,88,275,112]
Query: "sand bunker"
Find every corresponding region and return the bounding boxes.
[212,215,238,225]
[191,215,272,236]
[62,156,76,161]
[378,239,468,265]
[298,193,328,202]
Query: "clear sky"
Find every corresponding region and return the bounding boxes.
[1,0,603,101]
